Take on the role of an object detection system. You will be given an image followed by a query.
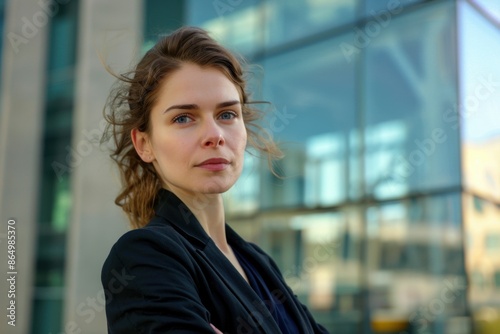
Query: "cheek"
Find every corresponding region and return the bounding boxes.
[151,135,182,162]
[238,124,248,148]
[235,130,247,155]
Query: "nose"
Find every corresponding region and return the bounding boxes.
[201,120,225,148]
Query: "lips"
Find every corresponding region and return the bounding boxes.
[195,158,230,171]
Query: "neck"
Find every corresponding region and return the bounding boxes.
[170,189,229,252]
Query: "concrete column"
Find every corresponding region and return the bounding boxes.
[62,1,142,333]
[0,1,51,333]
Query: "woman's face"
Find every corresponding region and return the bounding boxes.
[133,63,247,199]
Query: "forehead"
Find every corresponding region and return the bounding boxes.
[157,63,241,103]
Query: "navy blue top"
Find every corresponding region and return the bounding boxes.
[234,248,300,334]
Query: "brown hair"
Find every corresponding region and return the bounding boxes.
[102,26,282,229]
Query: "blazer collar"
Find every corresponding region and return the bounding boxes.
[153,188,212,247]
[153,189,246,247]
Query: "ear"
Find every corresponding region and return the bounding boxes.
[131,128,155,163]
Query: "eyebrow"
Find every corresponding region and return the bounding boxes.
[164,100,241,113]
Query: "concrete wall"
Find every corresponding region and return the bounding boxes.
[0,0,50,332]
[63,1,142,333]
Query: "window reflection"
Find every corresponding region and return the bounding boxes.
[264,0,355,47]
[143,0,184,48]
[261,146,305,208]
[468,0,500,23]
[364,1,460,199]
[366,194,466,331]
[460,3,500,327]
[365,120,409,198]
[186,0,262,55]
[262,36,356,208]
[460,2,500,202]
[305,133,347,206]
[361,0,425,17]
[464,193,500,309]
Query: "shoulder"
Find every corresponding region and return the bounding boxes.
[100,217,215,332]
[102,216,194,274]
[114,218,176,246]
[110,219,174,252]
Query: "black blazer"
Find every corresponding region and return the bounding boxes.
[101,189,329,333]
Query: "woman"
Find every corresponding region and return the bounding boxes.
[101,26,329,334]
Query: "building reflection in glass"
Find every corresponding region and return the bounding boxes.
[366,195,466,332]
[460,1,500,331]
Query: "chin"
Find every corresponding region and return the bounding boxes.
[199,185,232,194]
[196,179,237,194]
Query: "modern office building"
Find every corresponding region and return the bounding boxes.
[0,0,499,333]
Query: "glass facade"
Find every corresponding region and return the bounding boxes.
[364,1,460,200]
[263,0,355,47]
[186,0,262,55]
[143,0,185,50]
[366,194,466,333]
[30,1,79,333]
[460,1,500,333]
[261,34,357,208]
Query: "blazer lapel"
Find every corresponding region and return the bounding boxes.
[227,226,315,333]
[196,240,282,333]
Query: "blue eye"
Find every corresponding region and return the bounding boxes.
[219,111,236,120]
[173,114,192,124]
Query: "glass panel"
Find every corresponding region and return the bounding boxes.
[261,35,357,209]
[361,0,425,17]
[264,0,356,48]
[460,5,500,327]
[31,1,79,333]
[186,0,262,55]
[143,0,184,49]
[30,298,64,334]
[45,2,78,120]
[467,0,500,22]
[364,1,460,199]
[463,192,500,329]
[366,193,467,333]
[459,1,500,202]
[258,210,363,333]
